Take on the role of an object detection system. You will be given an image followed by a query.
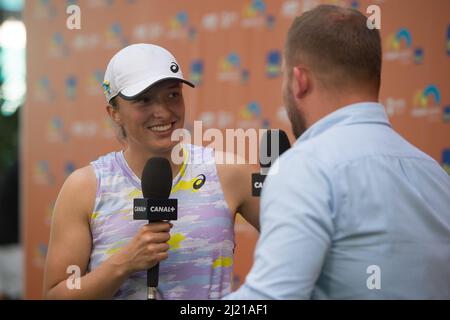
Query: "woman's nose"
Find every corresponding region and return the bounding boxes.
[151,102,172,119]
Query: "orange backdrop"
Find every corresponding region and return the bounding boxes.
[22,0,450,299]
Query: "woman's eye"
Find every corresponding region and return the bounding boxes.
[168,92,180,99]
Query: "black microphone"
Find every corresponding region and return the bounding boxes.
[252,129,291,196]
[133,157,178,300]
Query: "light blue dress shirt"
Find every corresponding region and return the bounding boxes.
[226,102,450,299]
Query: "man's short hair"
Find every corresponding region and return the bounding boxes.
[285,4,381,93]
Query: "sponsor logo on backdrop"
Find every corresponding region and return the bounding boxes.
[266,14,276,30]
[133,23,163,41]
[87,0,115,8]
[302,0,320,12]
[218,52,240,79]
[66,75,78,100]
[34,160,54,186]
[198,111,234,129]
[242,0,266,19]
[49,32,70,58]
[300,0,358,14]
[443,105,450,123]
[105,22,128,49]
[34,0,57,19]
[87,70,104,96]
[414,48,424,64]
[199,112,215,128]
[412,84,441,119]
[385,97,406,117]
[217,111,234,128]
[72,33,99,51]
[266,50,281,78]
[201,11,238,31]
[71,121,98,138]
[443,149,450,175]
[47,116,69,143]
[447,25,450,56]
[241,0,275,29]
[385,28,421,64]
[350,1,359,9]
[34,76,55,102]
[281,0,300,18]
[202,13,219,31]
[241,101,261,120]
[65,161,76,177]
[241,69,250,83]
[218,53,249,83]
[238,101,264,128]
[167,11,197,40]
[190,60,204,86]
[328,0,360,9]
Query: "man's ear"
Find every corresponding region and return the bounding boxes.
[292,66,311,101]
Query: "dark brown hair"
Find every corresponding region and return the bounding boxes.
[109,97,127,139]
[285,4,381,93]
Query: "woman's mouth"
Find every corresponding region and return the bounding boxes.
[147,121,176,133]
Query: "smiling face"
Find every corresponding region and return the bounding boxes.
[108,79,185,155]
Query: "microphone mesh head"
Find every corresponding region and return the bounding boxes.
[259,129,291,168]
[141,157,173,199]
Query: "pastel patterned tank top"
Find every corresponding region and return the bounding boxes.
[88,144,234,299]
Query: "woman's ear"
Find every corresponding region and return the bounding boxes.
[106,104,122,125]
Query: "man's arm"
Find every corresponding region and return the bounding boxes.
[224,151,334,299]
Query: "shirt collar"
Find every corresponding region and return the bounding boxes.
[296,102,391,145]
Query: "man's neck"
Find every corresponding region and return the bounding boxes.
[306,92,379,128]
[123,145,182,182]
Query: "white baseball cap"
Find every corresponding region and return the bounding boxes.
[102,43,195,103]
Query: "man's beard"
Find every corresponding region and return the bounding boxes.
[284,85,307,139]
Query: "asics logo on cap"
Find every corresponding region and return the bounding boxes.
[170,62,179,73]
